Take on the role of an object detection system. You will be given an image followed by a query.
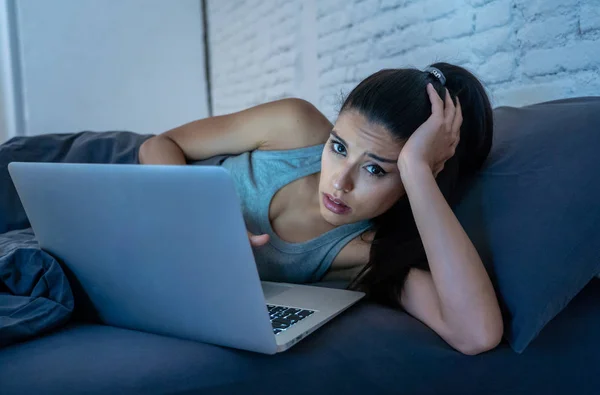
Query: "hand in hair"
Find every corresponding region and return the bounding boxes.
[397,83,463,177]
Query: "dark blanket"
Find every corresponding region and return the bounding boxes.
[0,131,153,347]
[0,131,153,233]
[0,228,74,347]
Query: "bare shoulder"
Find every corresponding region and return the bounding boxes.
[321,231,373,282]
[330,230,374,270]
[257,98,333,151]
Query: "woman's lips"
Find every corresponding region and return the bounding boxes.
[323,193,351,215]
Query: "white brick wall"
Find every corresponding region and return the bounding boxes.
[207,0,600,120]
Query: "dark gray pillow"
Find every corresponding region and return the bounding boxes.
[453,96,600,353]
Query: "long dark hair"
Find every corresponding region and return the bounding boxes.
[345,62,493,308]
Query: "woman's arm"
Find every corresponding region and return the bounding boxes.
[139,98,332,165]
[398,160,503,355]
[395,84,502,355]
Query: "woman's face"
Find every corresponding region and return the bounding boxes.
[318,110,406,226]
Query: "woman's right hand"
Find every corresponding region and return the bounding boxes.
[247,231,269,247]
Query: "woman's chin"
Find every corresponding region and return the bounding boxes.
[320,206,352,226]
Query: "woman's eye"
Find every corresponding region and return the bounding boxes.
[331,141,346,155]
[329,140,386,177]
[366,165,386,177]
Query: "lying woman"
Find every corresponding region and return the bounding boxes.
[0,62,502,355]
[138,62,503,355]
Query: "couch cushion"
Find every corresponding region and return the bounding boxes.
[453,96,600,352]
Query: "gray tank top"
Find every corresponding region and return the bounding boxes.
[219,143,373,283]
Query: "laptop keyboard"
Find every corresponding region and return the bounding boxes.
[267,304,315,335]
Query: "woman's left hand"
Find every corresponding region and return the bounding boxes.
[398,83,463,177]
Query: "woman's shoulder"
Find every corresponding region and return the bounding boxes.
[256,98,333,152]
[330,230,375,269]
[322,230,374,282]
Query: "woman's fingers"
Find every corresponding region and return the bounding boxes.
[247,231,269,247]
[427,83,444,119]
[451,96,463,144]
[443,89,456,125]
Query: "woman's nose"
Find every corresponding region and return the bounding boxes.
[333,168,353,193]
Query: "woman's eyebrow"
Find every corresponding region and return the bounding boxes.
[330,130,348,146]
[330,130,397,164]
[367,153,397,164]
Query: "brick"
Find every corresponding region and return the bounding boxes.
[516,14,576,49]
[477,52,515,84]
[373,20,452,60]
[354,61,384,81]
[333,41,372,67]
[491,74,587,107]
[270,18,299,37]
[372,33,403,59]
[398,49,435,70]
[270,35,295,52]
[321,68,347,87]
[253,45,271,62]
[431,10,474,40]
[475,0,512,32]
[346,10,398,43]
[419,0,460,21]
[317,29,350,55]
[318,54,335,72]
[350,0,380,24]
[378,54,413,70]
[521,40,600,76]
[319,88,346,114]
[338,81,361,98]
[380,0,406,10]
[566,70,600,97]
[270,66,295,84]
[409,40,474,66]
[517,0,580,21]
[345,67,356,81]
[265,84,289,101]
[581,3,600,33]
[469,25,513,56]
[264,51,296,73]
[317,0,347,18]
[395,23,433,53]
[272,1,299,21]
[467,0,496,6]
[386,2,426,30]
[317,8,351,37]
[254,1,273,18]
[245,63,261,78]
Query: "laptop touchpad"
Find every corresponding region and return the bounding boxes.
[261,283,292,299]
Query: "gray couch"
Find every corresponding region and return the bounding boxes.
[1,279,599,394]
[1,97,600,394]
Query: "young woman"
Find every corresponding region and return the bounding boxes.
[139,62,503,355]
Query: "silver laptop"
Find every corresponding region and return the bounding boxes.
[8,161,365,354]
